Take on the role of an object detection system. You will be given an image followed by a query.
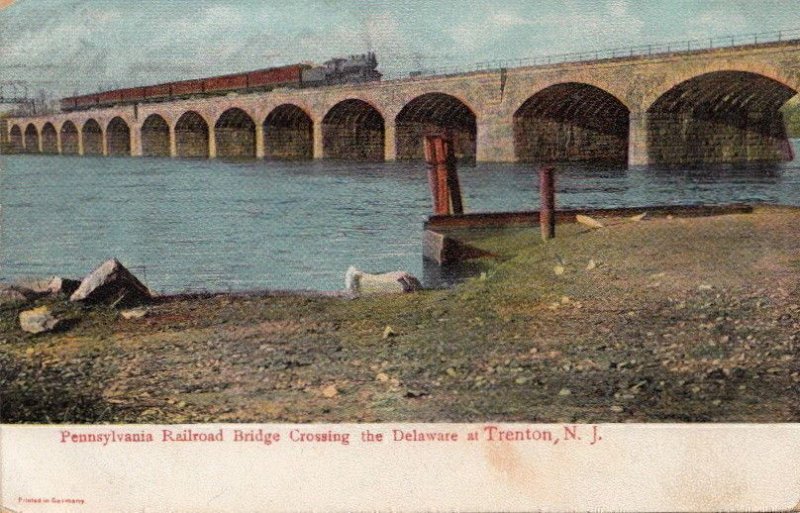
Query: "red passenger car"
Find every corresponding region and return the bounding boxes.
[120,87,146,102]
[145,83,172,99]
[97,89,123,106]
[59,56,375,112]
[248,64,306,89]
[172,79,206,96]
[204,73,249,93]
[74,94,99,109]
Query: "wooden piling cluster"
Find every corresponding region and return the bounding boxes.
[424,136,464,216]
[424,135,557,243]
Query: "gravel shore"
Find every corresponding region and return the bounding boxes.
[2,207,799,423]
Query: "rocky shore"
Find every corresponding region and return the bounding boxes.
[1,206,799,423]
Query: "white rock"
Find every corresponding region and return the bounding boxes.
[13,277,54,294]
[576,215,605,229]
[121,308,149,320]
[345,266,422,295]
[14,277,80,296]
[47,276,82,295]
[19,307,60,334]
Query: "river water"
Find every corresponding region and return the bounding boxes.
[2,146,800,293]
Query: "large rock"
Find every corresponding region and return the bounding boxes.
[15,276,81,296]
[0,285,40,306]
[345,266,422,295]
[70,259,152,306]
[19,306,60,334]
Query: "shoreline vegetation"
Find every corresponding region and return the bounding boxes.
[783,98,800,139]
[1,206,799,423]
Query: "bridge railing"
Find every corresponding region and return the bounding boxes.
[405,28,800,79]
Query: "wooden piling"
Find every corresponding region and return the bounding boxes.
[446,145,464,215]
[540,165,556,240]
[424,135,464,216]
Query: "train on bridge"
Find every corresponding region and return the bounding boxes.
[59,53,381,112]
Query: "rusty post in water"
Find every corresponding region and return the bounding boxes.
[423,137,440,214]
[436,140,449,215]
[424,135,464,216]
[539,165,555,240]
[424,136,445,215]
[444,139,464,215]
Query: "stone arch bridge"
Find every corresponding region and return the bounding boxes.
[6,39,800,167]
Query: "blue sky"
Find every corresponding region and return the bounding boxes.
[2,0,800,98]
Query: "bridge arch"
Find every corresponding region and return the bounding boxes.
[9,125,23,152]
[643,61,800,112]
[24,124,40,154]
[41,122,58,154]
[141,114,170,157]
[82,119,103,156]
[263,104,313,160]
[60,121,79,155]
[323,99,385,161]
[215,108,256,159]
[396,93,477,162]
[106,117,131,156]
[646,71,797,166]
[175,111,210,158]
[514,83,630,164]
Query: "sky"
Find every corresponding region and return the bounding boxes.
[2,0,800,99]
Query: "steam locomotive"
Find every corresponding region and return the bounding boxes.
[300,52,381,87]
[60,53,382,112]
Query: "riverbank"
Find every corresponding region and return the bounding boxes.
[2,206,799,423]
